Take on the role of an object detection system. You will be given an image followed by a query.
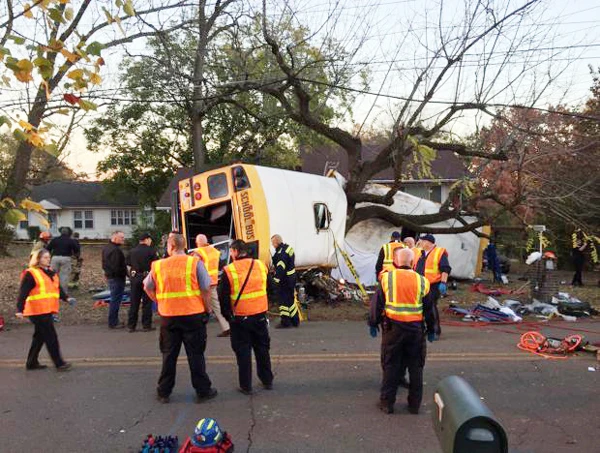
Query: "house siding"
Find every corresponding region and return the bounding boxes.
[14,207,139,240]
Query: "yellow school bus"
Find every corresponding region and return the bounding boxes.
[172,164,347,268]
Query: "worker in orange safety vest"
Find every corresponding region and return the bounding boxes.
[16,248,74,371]
[414,234,451,339]
[144,233,218,404]
[192,234,230,337]
[375,231,406,280]
[219,240,273,395]
[369,248,433,415]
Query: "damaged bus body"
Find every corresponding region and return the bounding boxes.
[172,164,347,268]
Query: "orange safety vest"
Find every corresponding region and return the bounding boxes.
[378,241,405,279]
[194,245,220,286]
[381,269,430,323]
[223,258,268,316]
[23,267,60,316]
[424,246,447,283]
[411,247,423,270]
[151,254,206,317]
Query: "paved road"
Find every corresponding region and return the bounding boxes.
[0,319,598,452]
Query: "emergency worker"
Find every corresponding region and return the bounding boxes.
[47,226,80,293]
[192,234,230,337]
[31,231,51,257]
[68,232,83,289]
[219,240,273,394]
[16,249,74,371]
[143,233,217,404]
[375,231,405,280]
[127,232,158,332]
[414,234,451,339]
[369,248,433,414]
[403,237,421,268]
[271,234,298,328]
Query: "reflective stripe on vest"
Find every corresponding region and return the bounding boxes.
[412,247,423,270]
[223,258,268,316]
[377,242,405,279]
[23,267,60,316]
[381,269,427,323]
[424,247,446,283]
[152,255,206,316]
[195,245,220,286]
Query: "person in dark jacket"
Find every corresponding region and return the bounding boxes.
[271,234,298,328]
[16,249,74,371]
[102,231,127,329]
[127,233,158,332]
[47,226,80,293]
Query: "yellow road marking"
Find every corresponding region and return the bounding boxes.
[0,351,575,368]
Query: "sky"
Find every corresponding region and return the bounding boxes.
[2,0,599,177]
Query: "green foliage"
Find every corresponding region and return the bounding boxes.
[87,17,353,207]
[128,210,171,247]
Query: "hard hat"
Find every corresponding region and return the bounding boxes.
[191,418,223,447]
[39,231,51,240]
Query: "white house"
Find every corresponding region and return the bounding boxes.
[15,181,142,240]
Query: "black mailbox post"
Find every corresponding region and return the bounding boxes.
[433,376,508,453]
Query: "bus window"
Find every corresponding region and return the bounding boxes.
[207,173,229,199]
[232,166,251,191]
[314,203,330,231]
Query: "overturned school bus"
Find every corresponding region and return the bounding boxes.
[172,164,347,268]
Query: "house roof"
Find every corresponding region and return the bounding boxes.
[31,181,139,208]
[300,144,469,181]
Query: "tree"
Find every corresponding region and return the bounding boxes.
[472,70,600,259]
[86,17,348,206]
[0,0,195,202]
[222,0,578,235]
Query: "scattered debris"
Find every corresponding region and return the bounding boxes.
[298,269,364,305]
[470,283,527,297]
[517,331,583,359]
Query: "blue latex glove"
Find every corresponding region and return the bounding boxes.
[369,325,379,338]
[67,297,77,306]
[438,282,448,295]
[427,331,436,343]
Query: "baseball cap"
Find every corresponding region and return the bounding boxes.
[420,234,435,244]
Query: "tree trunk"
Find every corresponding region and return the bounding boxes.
[191,116,206,171]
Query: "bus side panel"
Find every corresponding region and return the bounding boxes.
[253,166,347,268]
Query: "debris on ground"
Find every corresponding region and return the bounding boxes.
[517,331,584,359]
[447,297,522,323]
[470,283,527,297]
[298,269,365,305]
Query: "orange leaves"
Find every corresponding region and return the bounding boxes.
[13,59,34,82]
[64,93,80,105]
[63,93,97,111]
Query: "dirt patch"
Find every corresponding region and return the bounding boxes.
[2,244,598,327]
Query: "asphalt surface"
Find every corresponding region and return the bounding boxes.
[0,319,598,453]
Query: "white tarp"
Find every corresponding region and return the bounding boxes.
[332,184,483,285]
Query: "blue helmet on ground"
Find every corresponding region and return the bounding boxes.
[191,418,223,447]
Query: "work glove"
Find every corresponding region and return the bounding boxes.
[427,331,436,343]
[369,325,379,338]
[438,282,447,296]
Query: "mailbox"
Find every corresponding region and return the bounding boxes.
[433,376,508,453]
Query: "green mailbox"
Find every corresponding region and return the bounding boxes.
[433,376,508,453]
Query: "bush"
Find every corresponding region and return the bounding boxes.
[27,226,41,241]
[128,210,172,247]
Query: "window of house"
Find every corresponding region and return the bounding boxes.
[19,220,29,229]
[429,186,442,203]
[313,203,330,230]
[111,209,137,226]
[84,210,94,229]
[74,210,94,229]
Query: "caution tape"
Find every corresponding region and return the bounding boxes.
[334,240,367,298]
